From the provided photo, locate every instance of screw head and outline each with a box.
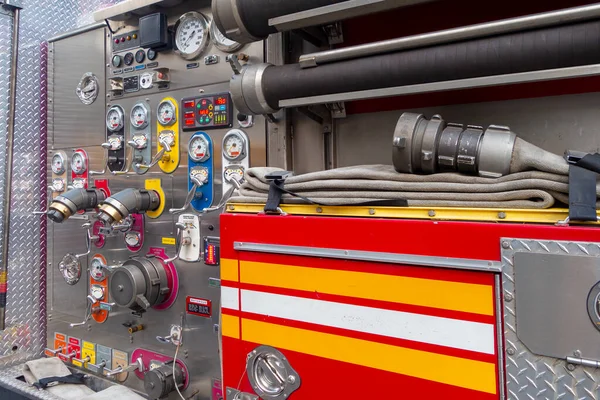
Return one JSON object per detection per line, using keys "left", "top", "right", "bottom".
{"left": 502, "top": 241, "right": 510, "bottom": 249}
{"left": 507, "top": 348, "right": 515, "bottom": 356}
{"left": 368, "top": 209, "right": 375, "bottom": 215}
{"left": 428, "top": 210, "right": 436, "bottom": 217}
{"left": 574, "top": 350, "right": 582, "bottom": 357}
{"left": 498, "top": 212, "right": 506, "bottom": 219}
{"left": 316, "top": 207, "right": 323, "bottom": 213}
{"left": 287, "top": 375, "right": 296, "bottom": 384}
{"left": 567, "top": 363, "right": 576, "bottom": 371}
{"left": 504, "top": 293, "right": 513, "bottom": 302}
{"left": 393, "top": 137, "right": 406, "bottom": 148}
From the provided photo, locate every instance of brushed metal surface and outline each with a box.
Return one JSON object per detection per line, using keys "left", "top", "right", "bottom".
{"left": 503, "top": 239, "right": 600, "bottom": 400}
{"left": 514, "top": 252, "right": 600, "bottom": 360}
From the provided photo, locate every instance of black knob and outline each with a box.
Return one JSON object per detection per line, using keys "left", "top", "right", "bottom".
{"left": 237, "top": 112, "right": 247, "bottom": 122}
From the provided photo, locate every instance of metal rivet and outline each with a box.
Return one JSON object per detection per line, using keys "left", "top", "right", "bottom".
{"left": 287, "top": 375, "right": 296, "bottom": 384}
{"left": 428, "top": 210, "right": 436, "bottom": 217}
{"left": 498, "top": 212, "right": 506, "bottom": 219}
{"left": 228, "top": 205, "right": 235, "bottom": 210}
{"left": 393, "top": 137, "right": 406, "bottom": 148}
{"left": 368, "top": 209, "right": 375, "bottom": 215}
{"left": 504, "top": 293, "right": 513, "bottom": 302}
{"left": 502, "top": 241, "right": 510, "bottom": 249}
{"left": 316, "top": 207, "right": 322, "bottom": 213}
{"left": 507, "top": 348, "right": 515, "bottom": 356}
{"left": 567, "top": 363, "right": 576, "bottom": 371}
{"left": 574, "top": 350, "right": 582, "bottom": 357}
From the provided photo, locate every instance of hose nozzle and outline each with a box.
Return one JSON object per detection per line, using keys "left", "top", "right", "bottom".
{"left": 96, "top": 188, "right": 160, "bottom": 225}
{"left": 47, "top": 188, "right": 107, "bottom": 223}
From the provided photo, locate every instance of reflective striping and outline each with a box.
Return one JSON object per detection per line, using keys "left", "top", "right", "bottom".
{"left": 241, "top": 319, "right": 497, "bottom": 394}
{"left": 239, "top": 261, "right": 494, "bottom": 316}
{"left": 221, "top": 286, "right": 240, "bottom": 311}
{"left": 221, "top": 258, "right": 239, "bottom": 281}
{"left": 240, "top": 290, "right": 495, "bottom": 354}
{"left": 221, "top": 314, "right": 240, "bottom": 339}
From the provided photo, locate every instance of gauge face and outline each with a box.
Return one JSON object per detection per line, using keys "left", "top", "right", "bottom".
{"left": 190, "top": 166, "right": 209, "bottom": 184}
{"left": 157, "top": 100, "right": 176, "bottom": 125}
{"left": 130, "top": 104, "right": 148, "bottom": 128}
{"left": 140, "top": 72, "right": 153, "bottom": 89}
{"left": 210, "top": 21, "right": 243, "bottom": 53}
{"left": 71, "top": 152, "right": 86, "bottom": 175}
{"left": 223, "top": 130, "right": 246, "bottom": 161}
{"left": 90, "top": 258, "right": 106, "bottom": 281}
{"left": 124, "top": 52, "right": 134, "bottom": 66}
{"left": 90, "top": 285, "right": 105, "bottom": 301}
{"left": 131, "top": 134, "right": 148, "bottom": 149}
{"left": 52, "top": 178, "right": 65, "bottom": 192}
{"left": 111, "top": 55, "right": 122, "bottom": 68}
{"left": 175, "top": 12, "right": 209, "bottom": 60}
{"left": 147, "top": 49, "right": 157, "bottom": 61}
{"left": 106, "top": 106, "right": 124, "bottom": 131}
{"left": 125, "top": 231, "right": 141, "bottom": 247}
{"left": 189, "top": 135, "right": 209, "bottom": 162}
{"left": 224, "top": 165, "right": 244, "bottom": 183}
{"left": 51, "top": 153, "right": 65, "bottom": 175}
{"left": 135, "top": 49, "right": 145, "bottom": 64}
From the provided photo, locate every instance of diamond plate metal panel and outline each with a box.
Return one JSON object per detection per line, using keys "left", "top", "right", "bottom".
{"left": 502, "top": 239, "right": 600, "bottom": 400}
{"left": 0, "top": 0, "right": 123, "bottom": 372}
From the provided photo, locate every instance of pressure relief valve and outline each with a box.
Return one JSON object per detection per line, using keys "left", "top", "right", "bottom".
{"left": 96, "top": 188, "right": 161, "bottom": 225}
{"left": 47, "top": 188, "right": 107, "bottom": 223}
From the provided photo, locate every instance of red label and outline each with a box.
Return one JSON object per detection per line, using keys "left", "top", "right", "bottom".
{"left": 186, "top": 296, "right": 212, "bottom": 318}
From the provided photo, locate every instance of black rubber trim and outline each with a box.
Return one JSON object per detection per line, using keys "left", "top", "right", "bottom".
{"left": 568, "top": 165, "right": 598, "bottom": 222}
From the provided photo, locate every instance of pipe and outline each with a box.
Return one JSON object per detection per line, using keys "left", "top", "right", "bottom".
{"left": 231, "top": 19, "right": 600, "bottom": 115}
{"left": 391, "top": 113, "right": 569, "bottom": 177}
{"left": 47, "top": 188, "right": 107, "bottom": 223}
{"left": 96, "top": 188, "right": 160, "bottom": 225}
{"left": 0, "top": 5, "right": 20, "bottom": 331}
{"left": 211, "top": 0, "right": 349, "bottom": 44}
{"left": 299, "top": 3, "right": 600, "bottom": 68}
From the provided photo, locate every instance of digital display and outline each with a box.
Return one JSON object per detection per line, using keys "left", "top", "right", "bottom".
{"left": 181, "top": 93, "right": 233, "bottom": 131}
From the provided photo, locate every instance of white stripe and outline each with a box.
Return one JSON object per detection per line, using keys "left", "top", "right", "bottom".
{"left": 240, "top": 290, "right": 495, "bottom": 355}
{"left": 221, "top": 286, "right": 239, "bottom": 310}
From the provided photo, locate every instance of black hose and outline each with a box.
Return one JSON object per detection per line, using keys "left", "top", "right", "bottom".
{"left": 259, "top": 19, "right": 600, "bottom": 109}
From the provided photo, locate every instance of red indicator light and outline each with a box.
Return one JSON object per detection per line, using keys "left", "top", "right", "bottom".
{"left": 184, "top": 112, "right": 194, "bottom": 118}
{"left": 114, "top": 39, "right": 119, "bottom": 44}
{"left": 216, "top": 97, "right": 227, "bottom": 105}
{"left": 184, "top": 101, "right": 195, "bottom": 108}
{"left": 185, "top": 119, "right": 195, "bottom": 126}
{"left": 120, "top": 37, "right": 125, "bottom": 43}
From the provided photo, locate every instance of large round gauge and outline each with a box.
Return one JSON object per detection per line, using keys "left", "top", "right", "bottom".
{"left": 71, "top": 152, "right": 87, "bottom": 175}
{"left": 210, "top": 21, "right": 243, "bottom": 53}
{"left": 51, "top": 153, "right": 66, "bottom": 175}
{"left": 124, "top": 52, "right": 134, "bottom": 66}
{"left": 223, "top": 129, "right": 247, "bottom": 161}
{"left": 189, "top": 135, "right": 210, "bottom": 162}
{"left": 157, "top": 100, "right": 176, "bottom": 125}
{"left": 106, "top": 106, "right": 124, "bottom": 131}
{"left": 130, "top": 103, "right": 149, "bottom": 129}
{"left": 175, "top": 12, "right": 210, "bottom": 60}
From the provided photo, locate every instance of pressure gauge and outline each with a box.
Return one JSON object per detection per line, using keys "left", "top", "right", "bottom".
{"left": 71, "top": 152, "right": 87, "bottom": 175}
{"left": 175, "top": 12, "right": 210, "bottom": 60}
{"left": 157, "top": 100, "right": 176, "bottom": 125}
{"left": 90, "top": 257, "right": 107, "bottom": 281}
{"left": 90, "top": 284, "right": 105, "bottom": 301}
{"left": 191, "top": 166, "right": 209, "bottom": 184}
{"left": 52, "top": 178, "right": 65, "bottom": 192}
{"left": 131, "top": 134, "right": 148, "bottom": 149}
{"left": 189, "top": 135, "right": 210, "bottom": 162}
{"left": 125, "top": 231, "right": 141, "bottom": 248}
{"left": 111, "top": 55, "right": 122, "bottom": 68}
{"left": 210, "top": 21, "right": 243, "bottom": 53}
{"left": 124, "top": 52, "right": 134, "bottom": 66}
{"left": 51, "top": 153, "right": 66, "bottom": 175}
{"left": 223, "top": 129, "right": 247, "bottom": 161}
{"left": 106, "top": 106, "right": 124, "bottom": 131}
{"left": 59, "top": 253, "right": 81, "bottom": 285}
{"left": 147, "top": 49, "right": 157, "bottom": 61}
{"left": 135, "top": 49, "right": 145, "bottom": 64}
{"left": 130, "top": 103, "right": 149, "bottom": 129}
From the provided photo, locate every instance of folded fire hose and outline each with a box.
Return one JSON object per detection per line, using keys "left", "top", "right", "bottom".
{"left": 229, "top": 113, "right": 600, "bottom": 212}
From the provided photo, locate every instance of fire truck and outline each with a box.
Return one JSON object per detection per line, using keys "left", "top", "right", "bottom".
{"left": 0, "top": 0, "right": 598, "bottom": 399}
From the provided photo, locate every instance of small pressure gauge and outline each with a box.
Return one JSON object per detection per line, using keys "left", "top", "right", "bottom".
{"left": 157, "top": 100, "right": 176, "bottom": 125}
{"left": 223, "top": 129, "right": 247, "bottom": 161}
{"left": 135, "top": 49, "right": 145, "bottom": 64}
{"left": 125, "top": 231, "right": 141, "bottom": 248}
{"left": 124, "top": 52, "right": 134, "bottom": 66}
{"left": 106, "top": 106, "right": 124, "bottom": 131}
{"left": 71, "top": 152, "right": 87, "bottom": 175}
{"left": 90, "top": 257, "right": 107, "bottom": 281}
{"left": 90, "top": 284, "right": 105, "bottom": 301}
{"left": 175, "top": 12, "right": 210, "bottom": 60}
{"left": 147, "top": 49, "right": 157, "bottom": 61}
{"left": 131, "top": 134, "right": 148, "bottom": 149}
{"left": 111, "top": 55, "right": 122, "bottom": 68}
{"left": 130, "top": 103, "right": 149, "bottom": 129}
{"left": 189, "top": 135, "right": 210, "bottom": 162}
{"left": 190, "top": 166, "right": 209, "bottom": 184}
{"left": 52, "top": 178, "right": 65, "bottom": 192}
{"left": 210, "top": 20, "right": 243, "bottom": 53}
{"left": 51, "top": 153, "right": 66, "bottom": 175}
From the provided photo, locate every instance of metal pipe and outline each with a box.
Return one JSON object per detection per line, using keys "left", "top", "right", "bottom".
{"left": 0, "top": 5, "right": 20, "bottom": 330}
{"left": 299, "top": 3, "right": 600, "bottom": 68}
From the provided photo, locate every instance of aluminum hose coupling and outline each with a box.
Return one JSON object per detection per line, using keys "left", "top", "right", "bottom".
{"left": 96, "top": 188, "right": 160, "bottom": 225}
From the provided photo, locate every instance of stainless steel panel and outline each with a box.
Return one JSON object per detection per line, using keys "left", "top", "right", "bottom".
{"left": 514, "top": 252, "right": 600, "bottom": 360}
{"left": 502, "top": 239, "right": 600, "bottom": 400}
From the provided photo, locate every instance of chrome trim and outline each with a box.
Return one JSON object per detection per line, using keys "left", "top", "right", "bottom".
{"left": 233, "top": 242, "right": 502, "bottom": 272}
{"left": 48, "top": 22, "right": 105, "bottom": 43}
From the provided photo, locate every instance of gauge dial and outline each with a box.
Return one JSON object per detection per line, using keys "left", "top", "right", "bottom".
{"left": 190, "top": 166, "right": 209, "bottom": 184}
{"left": 130, "top": 103, "right": 149, "bottom": 129}
{"left": 124, "top": 52, "right": 134, "bottom": 66}
{"left": 52, "top": 178, "right": 65, "bottom": 192}
{"left": 131, "top": 134, "right": 148, "bottom": 149}
{"left": 90, "top": 285, "right": 105, "bottom": 301}
{"left": 90, "top": 258, "right": 107, "bottom": 281}
{"left": 147, "top": 49, "right": 157, "bottom": 61}
{"left": 111, "top": 55, "right": 122, "bottom": 68}
{"left": 106, "top": 106, "right": 124, "bottom": 131}
{"left": 71, "top": 152, "right": 87, "bottom": 175}
{"left": 51, "top": 153, "right": 66, "bottom": 175}
{"left": 175, "top": 12, "right": 209, "bottom": 60}
{"left": 157, "top": 100, "right": 176, "bottom": 125}
{"left": 125, "top": 231, "right": 141, "bottom": 247}
{"left": 210, "top": 21, "right": 243, "bottom": 53}
{"left": 135, "top": 49, "right": 145, "bottom": 64}
{"left": 189, "top": 135, "right": 210, "bottom": 162}
{"left": 223, "top": 129, "right": 246, "bottom": 161}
